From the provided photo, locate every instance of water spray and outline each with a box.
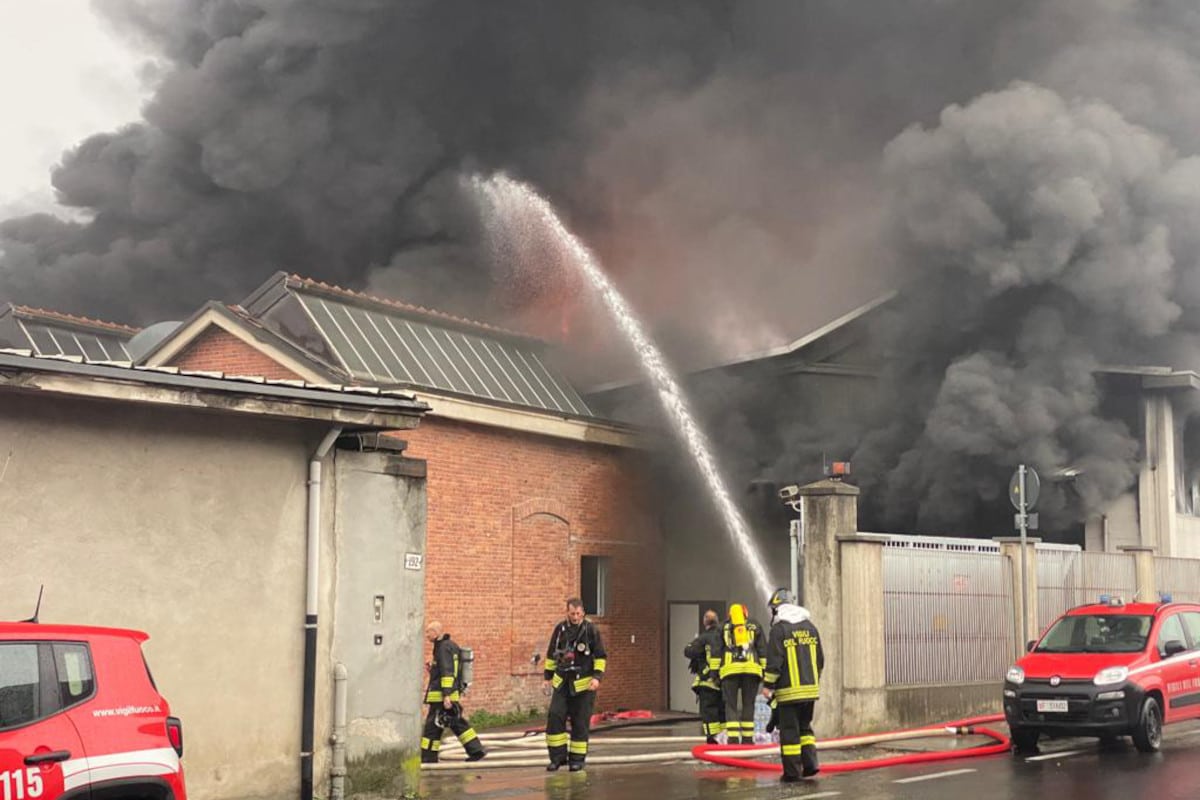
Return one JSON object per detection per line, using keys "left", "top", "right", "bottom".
{"left": 473, "top": 173, "right": 774, "bottom": 601}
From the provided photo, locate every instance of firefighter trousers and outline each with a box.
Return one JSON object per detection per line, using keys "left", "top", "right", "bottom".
{"left": 777, "top": 701, "right": 818, "bottom": 780}
{"left": 721, "top": 674, "right": 760, "bottom": 744}
{"left": 420, "top": 704, "right": 484, "bottom": 763}
{"left": 694, "top": 687, "right": 725, "bottom": 742}
{"left": 546, "top": 686, "right": 595, "bottom": 765}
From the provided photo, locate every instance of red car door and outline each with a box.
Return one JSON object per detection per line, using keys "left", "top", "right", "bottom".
{"left": 1174, "top": 610, "right": 1200, "bottom": 720}
{"left": 1154, "top": 613, "right": 1196, "bottom": 723}
{"left": 0, "top": 642, "right": 86, "bottom": 800}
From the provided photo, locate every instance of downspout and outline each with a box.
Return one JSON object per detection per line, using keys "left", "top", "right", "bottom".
{"left": 330, "top": 663, "right": 348, "bottom": 800}
{"left": 302, "top": 426, "right": 343, "bottom": 800}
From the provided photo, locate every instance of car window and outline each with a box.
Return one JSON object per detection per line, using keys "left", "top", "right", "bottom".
{"left": 1157, "top": 614, "right": 1187, "bottom": 655}
{"left": 0, "top": 643, "right": 40, "bottom": 729}
{"left": 1181, "top": 612, "right": 1200, "bottom": 650}
{"left": 1035, "top": 614, "right": 1152, "bottom": 653}
{"left": 52, "top": 643, "right": 95, "bottom": 707}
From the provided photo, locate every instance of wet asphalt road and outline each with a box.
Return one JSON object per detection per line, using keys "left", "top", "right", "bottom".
{"left": 418, "top": 722, "right": 1200, "bottom": 800}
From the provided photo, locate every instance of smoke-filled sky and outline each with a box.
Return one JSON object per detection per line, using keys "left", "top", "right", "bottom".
{"left": 5, "top": 0, "right": 1200, "bottom": 533}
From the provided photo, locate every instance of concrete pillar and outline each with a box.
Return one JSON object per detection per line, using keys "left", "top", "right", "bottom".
{"left": 1120, "top": 546, "right": 1157, "bottom": 602}
{"left": 799, "top": 479, "right": 860, "bottom": 737}
{"left": 1139, "top": 394, "right": 1178, "bottom": 556}
{"left": 839, "top": 534, "right": 887, "bottom": 733}
{"left": 994, "top": 537, "right": 1040, "bottom": 658}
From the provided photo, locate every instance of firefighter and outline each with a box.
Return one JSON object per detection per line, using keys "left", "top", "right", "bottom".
{"left": 683, "top": 609, "right": 726, "bottom": 743}
{"left": 719, "top": 602, "right": 766, "bottom": 744}
{"left": 543, "top": 597, "right": 607, "bottom": 771}
{"left": 762, "top": 588, "right": 824, "bottom": 782}
{"left": 420, "top": 621, "right": 486, "bottom": 763}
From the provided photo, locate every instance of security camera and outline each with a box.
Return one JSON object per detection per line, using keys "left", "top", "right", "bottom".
{"left": 778, "top": 485, "right": 800, "bottom": 501}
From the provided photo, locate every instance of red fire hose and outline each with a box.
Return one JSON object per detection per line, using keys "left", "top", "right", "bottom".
{"left": 691, "top": 714, "right": 1010, "bottom": 774}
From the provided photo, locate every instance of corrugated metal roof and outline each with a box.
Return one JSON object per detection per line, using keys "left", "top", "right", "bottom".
{"left": 0, "top": 304, "right": 137, "bottom": 363}
{"left": 294, "top": 293, "right": 593, "bottom": 416}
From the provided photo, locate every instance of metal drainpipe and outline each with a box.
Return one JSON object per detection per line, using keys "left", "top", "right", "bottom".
{"left": 302, "top": 426, "right": 343, "bottom": 800}
{"left": 330, "top": 663, "right": 348, "bottom": 800}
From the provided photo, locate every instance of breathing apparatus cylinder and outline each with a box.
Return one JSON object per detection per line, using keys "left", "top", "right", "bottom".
{"left": 460, "top": 646, "right": 474, "bottom": 689}
{"left": 730, "top": 604, "right": 750, "bottom": 658}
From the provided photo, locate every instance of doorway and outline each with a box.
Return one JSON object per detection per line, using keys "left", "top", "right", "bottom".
{"left": 667, "top": 600, "right": 727, "bottom": 712}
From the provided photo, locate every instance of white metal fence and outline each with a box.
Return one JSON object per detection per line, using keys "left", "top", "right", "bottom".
{"left": 1036, "top": 550, "right": 1137, "bottom": 634}
{"left": 882, "top": 548, "right": 1015, "bottom": 685}
{"left": 1155, "top": 557, "right": 1200, "bottom": 603}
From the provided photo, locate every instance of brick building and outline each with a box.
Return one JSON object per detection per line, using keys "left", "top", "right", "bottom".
{"left": 133, "top": 273, "right": 666, "bottom": 713}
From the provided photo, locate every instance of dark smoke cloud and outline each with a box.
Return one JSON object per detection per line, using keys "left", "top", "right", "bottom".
{"left": 6, "top": 1, "right": 1200, "bottom": 533}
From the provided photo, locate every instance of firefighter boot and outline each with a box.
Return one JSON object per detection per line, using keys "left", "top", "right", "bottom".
{"left": 801, "top": 740, "right": 820, "bottom": 777}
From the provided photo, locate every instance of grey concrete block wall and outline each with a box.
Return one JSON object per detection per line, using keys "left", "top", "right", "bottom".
{"left": 331, "top": 450, "right": 427, "bottom": 760}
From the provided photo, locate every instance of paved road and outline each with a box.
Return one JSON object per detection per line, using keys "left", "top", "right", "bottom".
{"left": 418, "top": 722, "right": 1200, "bottom": 799}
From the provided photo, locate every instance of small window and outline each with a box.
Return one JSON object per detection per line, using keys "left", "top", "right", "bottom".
{"left": 53, "top": 643, "right": 95, "bottom": 707}
{"left": 1181, "top": 613, "right": 1200, "bottom": 650}
{"left": 0, "top": 644, "right": 40, "bottom": 729}
{"left": 581, "top": 556, "right": 610, "bottom": 617}
{"left": 1158, "top": 614, "right": 1187, "bottom": 655}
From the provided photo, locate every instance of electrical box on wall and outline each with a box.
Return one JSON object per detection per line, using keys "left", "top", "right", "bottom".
{"left": 373, "top": 595, "right": 384, "bottom": 623}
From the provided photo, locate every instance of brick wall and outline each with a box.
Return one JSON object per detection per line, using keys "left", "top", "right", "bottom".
{"left": 169, "top": 326, "right": 302, "bottom": 380}
{"left": 400, "top": 417, "right": 665, "bottom": 716}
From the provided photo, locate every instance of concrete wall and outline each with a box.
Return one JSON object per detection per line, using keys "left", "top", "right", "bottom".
{"left": 1174, "top": 514, "right": 1200, "bottom": 558}
{"left": 0, "top": 390, "right": 417, "bottom": 800}
{"left": 1086, "top": 492, "right": 1140, "bottom": 551}
{"left": 331, "top": 451, "right": 427, "bottom": 760}
{"left": 885, "top": 684, "right": 1000, "bottom": 728}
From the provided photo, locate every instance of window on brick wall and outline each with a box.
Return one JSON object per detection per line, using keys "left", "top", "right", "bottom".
{"left": 581, "top": 556, "right": 610, "bottom": 617}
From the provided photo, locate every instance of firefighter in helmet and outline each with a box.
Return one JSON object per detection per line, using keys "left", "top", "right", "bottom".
{"left": 762, "top": 588, "right": 824, "bottom": 782}
{"left": 543, "top": 597, "right": 607, "bottom": 771}
{"left": 683, "top": 609, "right": 726, "bottom": 743}
{"left": 719, "top": 602, "right": 766, "bottom": 744}
{"left": 420, "top": 622, "right": 486, "bottom": 763}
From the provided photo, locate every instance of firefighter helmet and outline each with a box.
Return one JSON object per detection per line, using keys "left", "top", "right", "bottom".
{"left": 768, "top": 587, "right": 794, "bottom": 611}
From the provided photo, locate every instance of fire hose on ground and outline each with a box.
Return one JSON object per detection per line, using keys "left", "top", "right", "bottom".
{"left": 423, "top": 714, "right": 1009, "bottom": 771}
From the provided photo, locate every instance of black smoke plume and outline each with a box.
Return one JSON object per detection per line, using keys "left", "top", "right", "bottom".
{"left": 6, "top": 1, "right": 1200, "bottom": 533}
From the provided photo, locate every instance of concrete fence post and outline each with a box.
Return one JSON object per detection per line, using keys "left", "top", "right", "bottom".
{"left": 798, "top": 479, "right": 861, "bottom": 737}
{"left": 1120, "top": 546, "right": 1157, "bottom": 602}
{"left": 994, "top": 537, "right": 1040, "bottom": 658}
{"left": 839, "top": 534, "right": 887, "bottom": 733}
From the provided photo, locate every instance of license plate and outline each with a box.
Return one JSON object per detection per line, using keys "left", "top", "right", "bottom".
{"left": 1037, "top": 699, "right": 1069, "bottom": 713}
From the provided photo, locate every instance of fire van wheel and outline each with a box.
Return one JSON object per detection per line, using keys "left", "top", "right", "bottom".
{"left": 1010, "top": 727, "right": 1040, "bottom": 754}
{"left": 1131, "top": 696, "right": 1163, "bottom": 753}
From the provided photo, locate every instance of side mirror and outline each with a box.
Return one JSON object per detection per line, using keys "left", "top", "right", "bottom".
{"left": 1163, "top": 639, "right": 1187, "bottom": 657}
{"left": 1026, "top": 640, "right": 1037, "bottom": 652}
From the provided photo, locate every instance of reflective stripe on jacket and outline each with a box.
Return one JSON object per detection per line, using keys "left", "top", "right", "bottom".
{"left": 542, "top": 618, "right": 607, "bottom": 695}
{"left": 684, "top": 626, "right": 723, "bottom": 691}
{"left": 425, "top": 635, "right": 463, "bottom": 703}
{"left": 763, "top": 617, "right": 823, "bottom": 703}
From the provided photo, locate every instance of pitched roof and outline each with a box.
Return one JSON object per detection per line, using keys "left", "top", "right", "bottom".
{"left": 7, "top": 305, "right": 139, "bottom": 335}
{"left": 0, "top": 303, "right": 139, "bottom": 362}
{"left": 245, "top": 272, "right": 540, "bottom": 344}
{"left": 240, "top": 272, "right": 594, "bottom": 417}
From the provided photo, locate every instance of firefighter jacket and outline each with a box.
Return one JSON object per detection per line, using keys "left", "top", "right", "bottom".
{"left": 719, "top": 617, "right": 767, "bottom": 679}
{"left": 543, "top": 618, "right": 607, "bottom": 695}
{"left": 424, "top": 634, "right": 465, "bottom": 704}
{"left": 763, "top": 604, "right": 824, "bottom": 704}
{"left": 684, "top": 625, "right": 723, "bottom": 691}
